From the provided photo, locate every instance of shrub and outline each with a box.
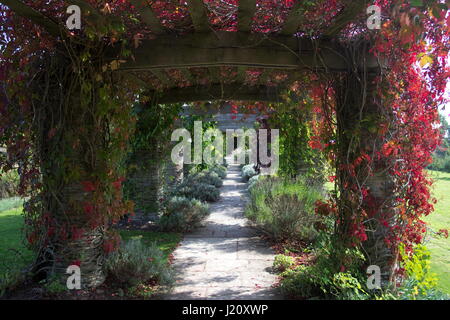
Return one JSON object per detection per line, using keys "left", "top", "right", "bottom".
{"left": 245, "top": 177, "right": 322, "bottom": 241}
{"left": 241, "top": 164, "right": 257, "bottom": 181}
{"left": 279, "top": 253, "right": 369, "bottom": 300}
{"left": 273, "top": 254, "right": 295, "bottom": 272}
{"left": 210, "top": 165, "right": 227, "bottom": 179}
{"left": 395, "top": 244, "right": 445, "bottom": 299}
{"left": 158, "top": 196, "right": 209, "bottom": 232}
{"left": 187, "top": 171, "right": 223, "bottom": 188}
{"left": 247, "top": 174, "right": 260, "bottom": 189}
{"left": 0, "top": 270, "right": 26, "bottom": 297}
{"left": 279, "top": 266, "right": 322, "bottom": 298}
{"left": 105, "top": 239, "right": 174, "bottom": 288}
{"left": 173, "top": 182, "right": 220, "bottom": 202}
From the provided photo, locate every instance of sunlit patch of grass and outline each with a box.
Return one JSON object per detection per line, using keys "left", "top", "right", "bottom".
{"left": 0, "top": 206, "right": 34, "bottom": 275}
{"left": 426, "top": 170, "right": 450, "bottom": 294}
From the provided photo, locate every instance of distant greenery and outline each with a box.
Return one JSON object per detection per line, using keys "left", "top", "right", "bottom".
{"left": 0, "top": 170, "right": 19, "bottom": 199}
{"left": 0, "top": 197, "right": 23, "bottom": 213}
{"left": 428, "top": 115, "right": 450, "bottom": 172}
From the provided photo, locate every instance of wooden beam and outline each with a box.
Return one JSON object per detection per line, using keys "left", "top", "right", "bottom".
{"left": 0, "top": 0, "right": 61, "bottom": 36}
{"left": 280, "top": 1, "right": 306, "bottom": 35}
{"left": 236, "top": 67, "right": 247, "bottom": 83}
{"left": 151, "top": 83, "right": 286, "bottom": 104}
{"left": 238, "top": 0, "right": 257, "bottom": 32}
{"left": 150, "top": 70, "right": 171, "bottom": 87}
{"left": 208, "top": 67, "right": 221, "bottom": 83}
{"left": 258, "top": 69, "right": 272, "bottom": 85}
{"left": 108, "top": 31, "right": 373, "bottom": 72}
{"left": 129, "top": 0, "right": 164, "bottom": 34}
{"left": 180, "top": 68, "right": 194, "bottom": 84}
{"left": 324, "top": 0, "right": 369, "bottom": 37}
{"left": 187, "top": 0, "right": 210, "bottom": 32}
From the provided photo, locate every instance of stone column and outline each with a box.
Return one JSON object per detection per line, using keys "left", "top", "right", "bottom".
{"left": 335, "top": 69, "right": 396, "bottom": 286}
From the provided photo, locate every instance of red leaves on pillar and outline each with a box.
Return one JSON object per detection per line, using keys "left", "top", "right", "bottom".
{"left": 81, "top": 181, "right": 96, "bottom": 192}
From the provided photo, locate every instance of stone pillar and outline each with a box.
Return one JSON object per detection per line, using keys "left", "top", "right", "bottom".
{"left": 162, "top": 148, "right": 183, "bottom": 190}
{"left": 335, "top": 69, "right": 396, "bottom": 286}
{"left": 33, "top": 58, "right": 124, "bottom": 288}
{"left": 128, "top": 148, "right": 163, "bottom": 215}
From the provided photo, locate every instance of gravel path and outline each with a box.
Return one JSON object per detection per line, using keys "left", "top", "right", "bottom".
{"left": 165, "top": 163, "right": 282, "bottom": 300}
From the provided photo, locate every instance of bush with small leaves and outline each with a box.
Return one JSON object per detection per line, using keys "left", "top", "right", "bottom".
{"left": 105, "top": 239, "right": 174, "bottom": 289}
{"left": 273, "top": 254, "right": 295, "bottom": 272}
{"left": 187, "top": 171, "right": 223, "bottom": 188}
{"left": 245, "top": 177, "right": 322, "bottom": 241}
{"left": 209, "top": 165, "right": 227, "bottom": 179}
{"left": 158, "top": 196, "right": 209, "bottom": 232}
{"left": 173, "top": 182, "right": 220, "bottom": 202}
{"left": 241, "top": 164, "right": 257, "bottom": 181}
{"left": 247, "top": 174, "right": 260, "bottom": 189}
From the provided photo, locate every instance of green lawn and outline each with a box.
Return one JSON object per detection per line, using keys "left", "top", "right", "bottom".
{"left": 426, "top": 170, "right": 450, "bottom": 294}
{"left": 0, "top": 206, "right": 34, "bottom": 276}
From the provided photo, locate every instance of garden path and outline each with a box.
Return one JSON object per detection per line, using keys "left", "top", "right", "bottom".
{"left": 164, "top": 162, "right": 282, "bottom": 299}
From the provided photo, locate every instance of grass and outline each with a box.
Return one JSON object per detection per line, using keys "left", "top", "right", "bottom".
{"left": 425, "top": 170, "right": 450, "bottom": 294}
{"left": 0, "top": 206, "right": 34, "bottom": 276}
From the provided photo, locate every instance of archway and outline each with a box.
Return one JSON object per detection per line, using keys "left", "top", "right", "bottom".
{"left": 0, "top": 0, "right": 447, "bottom": 294}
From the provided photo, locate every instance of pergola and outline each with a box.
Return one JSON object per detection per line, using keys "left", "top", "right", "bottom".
{"left": 3, "top": 0, "right": 377, "bottom": 103}
{"left": 2, "top": 0, "right": 395, "bottom": 289}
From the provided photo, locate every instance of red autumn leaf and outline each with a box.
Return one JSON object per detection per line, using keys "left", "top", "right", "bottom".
{"left": 81, "top": 181, "right": 96, "bottom": 192}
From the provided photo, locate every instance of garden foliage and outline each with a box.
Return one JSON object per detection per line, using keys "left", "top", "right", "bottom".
{"left": 159, "top": 196, "right": 209, "bottom": 232}
{"left": 245, "top": 177, "right": 322, "bottom": 241}
{"left": 105, "top": 239, "right": 174, "bottom": 289}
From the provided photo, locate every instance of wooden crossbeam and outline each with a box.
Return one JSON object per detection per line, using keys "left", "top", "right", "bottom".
{"left": 236, "top": 67, "right": 247, "bottom": 83}
{"left": 237, "top": 0, "right": 257, "bottom": 32}
{"left": 129, "top": 0, "right": 164, "bottom": 34}
{"left": 258, "top": 69, "right": 273, "bottom": 85}
{"left": 150, "top": 83, "right": 286, "bottom": 104}
{"left": 150, "top": 70, "right": 171, "bottom": 87}
{"left": 0, "top": 0, "right": 61, "bottom": 36}
{"left": 108, "top": 31, "right": 377, "bottom": 72}
{"left": 324, "top": 0, "right": 369, "bottom": 37}
{"left": 187, "top": 0, "right": 210, "bottom": 32}
{"left": 208, "top": 67, "right": 221, "bottom": 83}
{"left": 180, "top": 68, "right": 194, "bottom": 84}
{"left": 280, "top": 1, "right": 307, "bottom": 35}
